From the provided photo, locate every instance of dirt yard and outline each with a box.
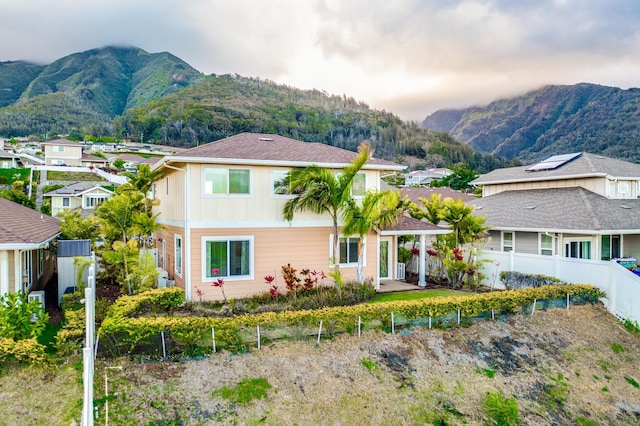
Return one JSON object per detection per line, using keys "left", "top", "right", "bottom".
{"left": 87, "top": 303, "right": 640, "bottom": 425}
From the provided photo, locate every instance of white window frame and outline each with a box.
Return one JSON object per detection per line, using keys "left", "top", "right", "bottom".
{"left": 62, "top": 197, "right": 70, "bottom": 207}
{"left": 203, "top": 167, "right": 252, "bottom": 197}
{"left": 22, "top": 251, "right": 33, "bottom": 291}
{"left": 84, "top": 195, "right": 108, "bottom": 208}
{"left": 202, "top": 236, "right": 254, "bottom": 281}
{"left": 501, "top": 231, "right": 514, "bottom": 252}
{"left": 330, "top": 235, "right": 365, "bottom": 268}
{"left": 53, "top": 145, "right": 65, "bottom": 152}
{"left": 37, "top": 248, "right": 44, "bottom": 278}
{"left": 539, "top": 233, "right": 554, "bottom": 256}
{"left": 564, "top": 238, "right": 592, "bottom": 260}
{"left": 271, "top": 169, "right": 294, "bottom": 198}
{"left": 174, "top": 234, "right": 183, "bottom": 277}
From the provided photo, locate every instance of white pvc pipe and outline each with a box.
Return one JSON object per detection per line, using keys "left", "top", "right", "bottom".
{"left": 212, "top": 328, "right": 216, "bottom": 353}
{"left": 531, "top": 298, "right": 537, "bottom": 316}
{"left": 161, "top": 331, "right": 166, "bottom": 358}
{"left": 317, "top": 320, "right": 323, "bottom": 344}
{"left": 257, "top": 325, "right": 261, "bottom": 350}
{"left": 391, "top": 312, "right": 395, "bottom": 334}
{"left": 358, "top": 316, "right": 361, "bottom": 338}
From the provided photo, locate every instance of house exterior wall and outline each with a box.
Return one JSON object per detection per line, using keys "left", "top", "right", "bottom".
{"left": 154, "top": 167, "right": 185, "bottom": 223}
{"left": 622, "top": 235, "right": 640, "bottom": 260}
{"left": 483, "top": 176, "right": 606, "bottom": 197}
{"left": 514, "top": 232, "right": 539, "bottom": 255}
{"left": 50, "top": 196, "right": 82, "bottom": 217}
{"left": 44, "top": 144, "right": 83, "bottom": 166}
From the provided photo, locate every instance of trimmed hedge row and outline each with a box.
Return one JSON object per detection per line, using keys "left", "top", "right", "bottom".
{"left": 98, "top": 284, "right": 605, "bottom": 353}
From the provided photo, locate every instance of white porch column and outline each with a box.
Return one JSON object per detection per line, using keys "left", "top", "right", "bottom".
{"left": 419, "top": 234, "right": 426, "bottom": 287}
{"left": 13, "top": 250, "right": 21, "bottom": 293}
{"left": 0, "top": 251, "right": 9, "bottom": 295}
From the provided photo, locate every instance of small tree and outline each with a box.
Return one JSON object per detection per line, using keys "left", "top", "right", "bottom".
{"left": 0, "top": 292, "right": 48, "bottom": 341}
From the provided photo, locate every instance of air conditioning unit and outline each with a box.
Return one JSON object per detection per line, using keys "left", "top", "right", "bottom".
{"left": 157, "top": 268, "right": 169, "bottom": 289}
{"left": 28, "top": 290, "right": 45, "bottom": 322}
{"left": 396, "top": 263, "right": 406, "bottom": 280}
{"left": 166, "top": 279, "right": 176, "bottom": 288}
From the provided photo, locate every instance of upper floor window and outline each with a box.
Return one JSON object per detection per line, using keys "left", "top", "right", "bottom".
{"left": 203, "top": 168, "right": 250, "bottom": 196}
{"left": 62, "top": 197, "right": 70, "bottom": 207}
{"left": 351, "top": 173, "right": 366, "bottom": 197}
{"left": 53, "top": 145, "right": 65, "bottom": 152}
{"left": 272, "top": 169, "right": 294, "bottom": 197}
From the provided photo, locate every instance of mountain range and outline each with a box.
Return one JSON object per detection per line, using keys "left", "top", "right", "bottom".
{"left": 0, "top": 46, "right": 507, "bottom": 172}
{"left": 422, "top": 83, "right": 640, "bottom": 163}
{"left": 3, "top": 46, "right": 639, "bottom": 167}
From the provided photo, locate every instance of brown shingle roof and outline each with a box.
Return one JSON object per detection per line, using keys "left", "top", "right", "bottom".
{"left": 0, "top": 198, "right": 60, "bottom": 246}
{"left": 380, "top": 215, "right": 449, "bottom": 235}
{"left": 166, "top": 133, "right": 403, "bottom": 170}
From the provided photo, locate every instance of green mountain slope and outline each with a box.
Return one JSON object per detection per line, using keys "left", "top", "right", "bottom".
{"left": 422, "top": 83, "right": 640, "bottom": 162}
{"left": 0, "top": 61, "right": 45, "bottom": 107}
{"left": 115, "top": 74, "right": 507, "bottom": 171}
{"left": 0, "top": 46, "right": 203, "bottom": 134}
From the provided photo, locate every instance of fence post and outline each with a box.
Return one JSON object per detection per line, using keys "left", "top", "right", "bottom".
{"left": 317, "top": 321, "right": 323, "bottom": 344}
{"left": 212, "top": 328, "right": 216, "bottom": 353}
{"left": 391, "top": 312, "right": 395, "bottom": 334}
{"left": 161, "top": 331, "right": 166, "bottom": 359}
{"left": 566, "top": 293, "right": 570, "bottom": 310}
{"left": 358, "top": 316, "right": 361, "bottom": 338}
{"left": 257, "top": 325, "right": 261, "bottom": 350}
{"left": 531, "top": 298, "right": 537, "bottom": 316}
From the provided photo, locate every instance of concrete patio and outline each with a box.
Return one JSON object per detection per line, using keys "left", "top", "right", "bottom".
{"left": 377, "top": 280, "right": 425, "bottom": 293}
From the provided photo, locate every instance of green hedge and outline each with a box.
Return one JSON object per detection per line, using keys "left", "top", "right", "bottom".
{"left": 98, "top": 284, "right": 605, "bottom": 355}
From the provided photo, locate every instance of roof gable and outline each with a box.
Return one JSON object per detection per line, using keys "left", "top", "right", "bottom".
{"left": 163, "top": 133, "right": 403, "bottom": 170}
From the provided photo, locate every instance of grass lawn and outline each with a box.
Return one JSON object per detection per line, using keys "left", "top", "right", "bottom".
{"left": 368, "top": 289, "right": 468, "bottom": 303}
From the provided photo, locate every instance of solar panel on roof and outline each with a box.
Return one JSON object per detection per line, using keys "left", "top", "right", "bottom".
{"left": 525, "top": 152, "right": 582, "bottom": 172}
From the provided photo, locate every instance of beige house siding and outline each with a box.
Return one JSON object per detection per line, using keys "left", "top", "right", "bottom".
{"left": 483, "top": 177, "right": 606, "bottom": 197}
{"left": 514, "top": 232, "right": 539, "bottom": 255}
{"left": 44, "top": 144, "right": 83, "bottom": 166}
{"left": 623, "top": 235, "right": 640, "bottom": 259}
{"left": 154, "top": 168, "right": 185, "bottom": 223}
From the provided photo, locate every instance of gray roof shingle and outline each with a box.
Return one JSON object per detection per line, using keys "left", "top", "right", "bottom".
{"left": 471, "top": 187, "right": 640, "bottom": 232}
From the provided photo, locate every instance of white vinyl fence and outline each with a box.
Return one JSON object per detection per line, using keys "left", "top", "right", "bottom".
{"left": 476, "top": 250, "right": 640, "bottom": 324}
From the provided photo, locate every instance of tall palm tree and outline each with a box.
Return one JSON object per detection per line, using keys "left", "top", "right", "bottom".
{"left": 282, "top": 143, "right": 372, "bottom": 272}
{"left": 119, "top": 163, "right": 164, "bottom": 212}
{"left": 342, "top": 190, "right": 403, "bottom": 283}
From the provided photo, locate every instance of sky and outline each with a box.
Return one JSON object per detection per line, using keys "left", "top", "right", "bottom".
{"left": 1, "top": 0, "right": 640, "bottom": 121}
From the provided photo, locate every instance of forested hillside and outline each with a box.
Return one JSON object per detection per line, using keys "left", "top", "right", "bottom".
{"left": 422, "top": 83, "right": 640, "bottom": 162}
{"left": 0, "top": 46, "right": 203, "bottom": 136}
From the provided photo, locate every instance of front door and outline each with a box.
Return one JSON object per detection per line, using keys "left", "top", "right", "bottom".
{"left": 379, "top": 238, "right": 391, "bottom": 279}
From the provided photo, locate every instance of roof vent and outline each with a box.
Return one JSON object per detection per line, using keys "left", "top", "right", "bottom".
{"left": 620, "top": 205, "right": 632, "bottom": 209}
{"left": 258, "top": 137, "right": 274, "bottom": 141}
{"left": 525, "top": 205, "right": 537, "bottom": 209}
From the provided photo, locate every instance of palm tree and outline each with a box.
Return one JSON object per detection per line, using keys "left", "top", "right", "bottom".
{"left": 342, "top": 190, "right": 404, "bottom": 283}
{"left": 282, "top": 143, "right": 371, "bottom": 274}
{"left": 119, "top": 163, "right": 164, "bottom": 212}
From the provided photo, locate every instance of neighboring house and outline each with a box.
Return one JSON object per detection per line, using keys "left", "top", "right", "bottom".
{"left": 0, "top": 151, "right": 20, "bottom": 168}
{"left": 107, "top": 153, "right": 146, "bottom": 170}
{"left": 404, "top": 168, "right": 451, "bottom": 186}
{"left": 81, "top": 152, "right": 108, "bottom": 168}
{"left": 0, "top": 197, "right": 60, "bottom": 295}
{"left": 41, "top": 139, "right": 84, "bottom": 166}
{"left": 151, "top": 133, "right": 447, "bottom": 301}
{"left": 471, "top": 152, "right": 640, "bottom": 262}
{"left": 43, "top": 182, "right": 114, "bottom": 217}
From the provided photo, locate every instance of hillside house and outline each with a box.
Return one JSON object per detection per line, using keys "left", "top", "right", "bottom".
{"left": 471, "top": 152, "right": 640, "bottom": 262}
{"left": 0, "top": 197, "right": 60, "bottom": 296}
{"left": 41, "top": 139, "right": 108, "bottom": 167}
{"left": 151, "top": 133, "right": 447, "bottom": 301}
{"left": 43, "top": 182, "right": 114, "bottom": 217}
{"left": 0, "top": 151, "right": 20, "bottom": 168}
{"left": 404, "top": 168, "right": 451, "bottom": 186}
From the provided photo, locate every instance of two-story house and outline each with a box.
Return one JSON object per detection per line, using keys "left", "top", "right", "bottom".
{"left": 471, "top": 152, "right": 640, "bottom": 262}
{"left": 42, "top": 139, "right": 108, "bottom": 167}
{"left": 151, "top": 133, "right": 446, "bottom": 301}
